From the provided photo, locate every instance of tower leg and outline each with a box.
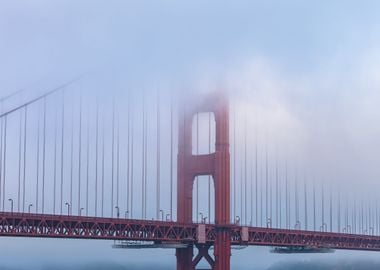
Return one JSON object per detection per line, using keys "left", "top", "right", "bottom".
{"left": 176, "top": 246, "right": 194, "bottom": 270}
{"left": 214, "top": 229, "right": 231, "bottom": 270}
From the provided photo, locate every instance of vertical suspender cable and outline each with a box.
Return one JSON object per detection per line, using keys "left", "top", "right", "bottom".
{"left": 111, "top": 101, "right": 115, "bottom": 217}
{"left": 330, "top": 189, "right": 333, "bottom": 232}
{"left": 94, "top": 100, "right": 99, "bottom": 217}
{"left": 0, "top": 116, "right": 3, "bottom": 210}
{"left": 60, "top": 91, "right": 65, "bottom": 215}
{"left": 2, "top": 116, "right": 7, "bottom": 211}
{"left": 313, "top": 181, "right": 316, "bottom": 231}
{"left": 145, "top": 102, "right": 148, "bottom": 219}
{"left": 85, "top": 109, "right": 90, "bottom": 216}
{"left": 70, "top": 106, "right": 74, "bottom": 211}
{"left": 377, "top": 202, "right": 379, "bottom": 235}
{"left": 376, "top": 202, "right": 379, "bottom": 235}
{"left": 353, "top": 199, "right": 356, "bottom": 234}
{"left": 269, "top": 168, "right": 272, "bottom": 227}
{"left": 244, "top": 116, "right": 247, "bottom": 225}
{"left": 366, "top": 201, "right": 368, "bottom": 233}
{"left": 249, "top": 127, "right": 253, "bottom": 226}
{"left": 141, "top": 96, "right": 145, "bottom": 219}
{"left": 260, "top": 161, "right": 263, "bottom": 227}
{"left": 126, "top": 95, "right": 130, "bottom": 217}
{"left": 288, "top": 166, "right": 291, "bottom": 229}
{"left": 116, "top": 110, "right": 120, "bottom": 213}
{"left": 285, "top": 164, "right": 288, "bottom": 229}
{"left": 295, "top": 174, "right": 298, "bottom": 227}
{"left": 208, "top": 112, "right": 211, "bottom": 223}
{"left": 22, "top": 107, "right": 28, "bottom": 212}
{"left": 255, "top": 136, "right": 258, "bottom": 227}
{"left": 17, "top": 110, "right": 23, "bottom": 211}
{"left": 265, "top": 148, "right": 268, "bottom": 223}
{"left": 36, "top": 109, "right": 40, "bottom": 213}
{"left": 101, "top": 114, "right": 105, "bottom": 217}
{"left": 338, "top": 191, "right": 341, "bottom": 233}
{"left": 279, "top": 168, "right": 282, "bottom": 228}
{"left": 240, "top": 153, "right": 243, "bottom": 222}
{"left": 77, "top": 94, "right": 82, "bottom": 215}
{"left": 304, "top": 178, "right": 308, "bottom": 230}
{"left": 144, "top": 100, "right": 148, "bottom": 219}
{"left": 170, "top": 99, "right": 173, "bottom": 220}
{"left": 361, "top": 200, "right": 365, "bottom": 234}
{"left": 366, "top": 200, "right": 372, "bottom": 234}
{"left": 196, "top": 113, "right": 199, "bottom": 222}
{"left": 1, "top": 116, "right": 7, "bottom": 211}
{"left": 41, "top": 98, "right": 47, "bottom": 214}
{"left": 233, "top": 108, "right": 236, "bottom": 222}
{"left": 275, "top": 158, "right": 279, "bottom": 228}
{"left": 53, "top": 102, "right": 58, "bottom": 214}
{"left": 130, "top": 108, "right": 134, "bottom": 219}
{"left": 156, "top": 93, "right": 160, "bottom": 220}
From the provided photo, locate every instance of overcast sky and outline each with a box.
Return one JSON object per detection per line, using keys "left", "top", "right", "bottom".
{"left": 2, "top": 0, "right": 380, "bottom": 269}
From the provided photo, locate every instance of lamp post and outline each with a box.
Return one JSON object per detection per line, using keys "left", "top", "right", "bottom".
{"left": 79, "top": 207, "right": 84, "bottom": 216}
{"left": 235, "top": 216, "right": 240, "bottom": 225}
{"left": 203, "top": 217, "right": 208, "bottom": 224}
{"left": 8, "top": 199, "right": 13, "bottom": 214}
{"left": 115, "top": 206, "right": 120, "bottom": 218}
{"left": 267, "top": 218, "right": 272, "bottom": 228}
{"left": 28, "top": 204, "right": 33, "bottom": 214}
{"left": 160, "top": 209, "right": 164, "bottom": 221}
{"left": 65, "top": 202, "right": 71, "bottom": 216}
{"left": 199, "top": 212, "right": 204, "bottom": 223}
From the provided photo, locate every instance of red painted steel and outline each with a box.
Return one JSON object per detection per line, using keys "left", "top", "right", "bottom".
{"left": 177, "top": 93, "right": 231, "bottom": 270}
{"left": 2, "top": 212, "right": 380, "bottom": 252}
{"left": 3, "top": 93, "right": 380, "bottom": 270}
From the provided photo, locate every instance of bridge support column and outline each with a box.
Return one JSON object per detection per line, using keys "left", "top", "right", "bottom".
{"left": 214, "top": 229, "right": 231, "bottom": 270}
{"left": 176, "top": 92, "right": 231, "bottom": 270}
{"left": 176, "top": 246, "right": 194, "bottom": 270}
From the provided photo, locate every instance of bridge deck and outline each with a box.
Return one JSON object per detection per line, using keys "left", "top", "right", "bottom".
{"left": 1, "top": 212, "right": 380, "bottom": 252}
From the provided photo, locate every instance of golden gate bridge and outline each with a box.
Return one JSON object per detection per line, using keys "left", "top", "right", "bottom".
{"left": 0, "top": 80, "right": 380, "bottom": 270}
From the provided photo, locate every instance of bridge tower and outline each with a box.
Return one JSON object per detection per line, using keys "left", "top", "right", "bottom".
{"left": 176, "top": 92, "right": 231, "bottom": 270}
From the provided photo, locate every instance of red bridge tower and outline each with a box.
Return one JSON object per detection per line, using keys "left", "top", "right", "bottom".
{"left": 176, "top": 93, "right": 231, "bottom": 270}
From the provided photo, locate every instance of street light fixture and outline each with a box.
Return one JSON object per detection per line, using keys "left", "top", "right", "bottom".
{"left": 8, "top": 199, "right": 13, "bottom": 214}
{"left": 79, "top": 207, "right": 84, "bottom": 216}
{"left": 199, "top": 212, "right": 204, "bottom": 223}
{"left": 267, "top": 218, "right": 272, "bottom": 228}
{"left": 115, "top": 206, "right": 120, "bottom": 218}
{"left": 65, "top": 202, "right": 71, "bottom": 216}
{"left": 28, "top": 204, "right": 33, "bottom": 214}
{"left": 235, "top": 216, "right": 240, "bottom": 225}
{"left": 160, "top": 209, "right": 164, "bottom": 221}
